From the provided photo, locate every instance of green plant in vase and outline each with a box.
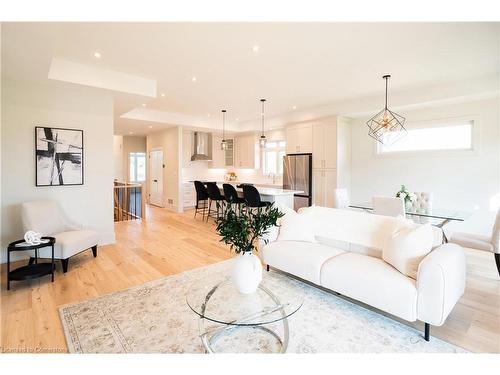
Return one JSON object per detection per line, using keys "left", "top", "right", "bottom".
{"left": 396, "top": 184, "right": 416, "bottom": 209}
{"left": 216, "top": 201, "right": 284, "bottom": 294}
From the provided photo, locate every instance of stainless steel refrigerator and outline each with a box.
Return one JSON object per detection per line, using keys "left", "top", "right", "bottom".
{"left": 283, "top": 153, "right": 312, "bottom": 210}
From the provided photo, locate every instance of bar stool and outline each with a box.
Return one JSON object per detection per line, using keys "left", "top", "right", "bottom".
{"left": 206, "top": 182, "right": 226, "bottom": 222}
{"left": 242, "top": 184, "right": 271, "bottom": 209}
{"left": 223, "top": 183, "right": 246, "bottom": 214}
{"left": 193, "top": 181, "right": 209, "bottom": 220}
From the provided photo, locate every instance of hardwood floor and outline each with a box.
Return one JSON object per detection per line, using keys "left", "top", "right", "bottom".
{"left": 1, "top": 205, "right": 499, "bottom": 353}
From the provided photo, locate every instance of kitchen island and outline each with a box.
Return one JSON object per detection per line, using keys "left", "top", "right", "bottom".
{"left": 186, "top": 181, "right": 302, "bottom": 209}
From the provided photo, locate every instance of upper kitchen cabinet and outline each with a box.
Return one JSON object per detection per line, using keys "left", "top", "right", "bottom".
{"left": 211, "top": 135, "right": 234, "bottom": 168}
{"left": 182, "top": 129, "right": 193, "bottom": 167}
{"left": 286, "top": 124, "right": 313, "bottom": 154}
{"left": 234, "top": 132, "right": 259, "bottom": 169}
{"left": 211, "top": 134, "right": 225, "bottom": 168}
{"left": 312, "top": 120, "right": 337, "bottom": 169}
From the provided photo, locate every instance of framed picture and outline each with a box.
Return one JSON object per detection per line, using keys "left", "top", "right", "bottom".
{"left": 35, "top": 126, "right": 84, "bottom": 186}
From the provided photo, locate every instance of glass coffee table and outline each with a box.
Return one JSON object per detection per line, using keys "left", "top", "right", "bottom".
{"left": 186, "top": 278, "right": 303, "bottom": 353}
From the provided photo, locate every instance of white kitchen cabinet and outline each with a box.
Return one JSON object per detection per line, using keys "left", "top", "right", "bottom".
{"left": 182, "top": 130, "right": 193, "bottom": 167}
{"left": 312, "top": 168, "right": 337, "bottom": 207}
{"left": 182, "top": 182, "right": 196, "bottom": 210}
{"left": 312, "top": 169, "right": 324, "bottom": 206}
{"left": 286, "top": 124, "right": 312, "bottom": 154}
{"left": 312, "top": 122, "right": 337, "bottom": 169}
{"left": 234, "top": 133, "right": 259, "bottom": 169}
{"left": 211, "top": 135, "right": 234, "bottom": 168}
{"left": 211, "top": 134, "right": 225, "bottom": 168}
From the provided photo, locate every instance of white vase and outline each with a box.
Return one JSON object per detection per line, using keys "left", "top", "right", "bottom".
{"left": 231, "top": 252, "right": 263, "bottom": 294}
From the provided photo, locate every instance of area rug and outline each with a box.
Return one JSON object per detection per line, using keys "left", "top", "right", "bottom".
{"left": 59, "top": 259, "right": 466, "bottom": 353}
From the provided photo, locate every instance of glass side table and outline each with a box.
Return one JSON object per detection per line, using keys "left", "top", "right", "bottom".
{"left": 186, "top": 278, "right": 303, "bottom": 353}
{"left": 6, "top": 237, "right": 56, "bottom": 290}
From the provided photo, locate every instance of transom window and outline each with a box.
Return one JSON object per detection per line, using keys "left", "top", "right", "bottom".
{"left": 263, "top": 141, "right": 286, "bottom": 175}
{"left": 377, "top": 120, "right": 473, "bottom": 154}
{"left": 129, "top": 152, "right": 146, "bottom": 182}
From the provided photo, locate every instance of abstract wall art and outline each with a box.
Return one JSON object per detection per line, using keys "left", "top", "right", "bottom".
{"left": 35, "top": 126, "right": 84, "bottom": 186}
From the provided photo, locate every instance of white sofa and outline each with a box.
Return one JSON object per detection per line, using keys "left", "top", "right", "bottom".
{"left": 261, "top": 206, "right": 466, "bottom": 341}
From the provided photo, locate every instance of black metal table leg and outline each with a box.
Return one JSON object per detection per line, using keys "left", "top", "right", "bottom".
{"left": 424, "top": 323, "right": 430, "bottom": 341}
{"left": 7, "top": 248, "right": 10, "bottom": 290}
{"left": 51, "top": 244, "right": 55, "bottom": 282}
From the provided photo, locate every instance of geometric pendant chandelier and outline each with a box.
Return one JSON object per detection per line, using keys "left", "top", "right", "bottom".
{"left": 366, "top": 75, "right": 407, "bottom": 145}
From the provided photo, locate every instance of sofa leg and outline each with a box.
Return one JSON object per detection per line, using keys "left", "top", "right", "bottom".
{"left": 61, "top": 259, "right": 69, "bottom": 273}
{"left": 424, "top": 323, "right": 430, "bottom": 341}
{"left": 92, "top": 245, "right": 98, "bottom": 258}
{"left": 266, "top": 265, "right": 270, "bottom": 272}
{"left": 494, "top": 253, "right": 500, "bottom": 277}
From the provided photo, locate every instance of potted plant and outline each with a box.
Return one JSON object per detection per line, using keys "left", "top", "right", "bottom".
{"left": 396, "top": 184, "right": 416, "bottom": 210}
{"left": 216, "top": 202, "right": 284, "bottom": 294}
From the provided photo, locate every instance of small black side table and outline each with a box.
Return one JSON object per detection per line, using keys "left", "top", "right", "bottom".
{"left": 7, "top": 236, "right": 56, "bottom": 290}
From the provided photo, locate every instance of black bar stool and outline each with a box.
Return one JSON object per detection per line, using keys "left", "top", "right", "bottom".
{"left": 206, "top": 182, "right": 226, "bottom": 221}
{"left": 223, "top": 183, "right": 246, "bottom": 214}
{"left": 193, "top": 181, "right": 209, "bottom": 220}
{"left": 242, "top": 184, "right": 272, "bottom": 209}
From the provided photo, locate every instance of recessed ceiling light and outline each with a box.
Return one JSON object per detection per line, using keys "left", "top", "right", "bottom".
{"left": 149, "top": 125, "right": 153, "bottom": 129}
{"left": 292, "top": 105, "right": 297, "bottom": 110}
{"left": 129, "top": 131, "right": 134, "bottom": 135}
{"left": 191, "top": 76, "right": 197, "bottom": 82}
{"left": 207, "top": 113, "right": 211, "bottom": 117}
{"left": 252, "top": 45, "right": 259, "bottom": 52}
{"left": 142, "top": 103, "right": 147, "bottom": 107}
{"left": 235, "top": 118, "right": 239, "bottom": 121}
{"left": 160, "top": 93, "right": 165, "bottom": 97}
{"left": 94, "top": 52, "right": 101, "bottom": 58}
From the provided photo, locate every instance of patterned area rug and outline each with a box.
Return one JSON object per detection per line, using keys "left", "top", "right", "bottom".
{"left": 59, "top": 260, "right": 466, "bottom": 353}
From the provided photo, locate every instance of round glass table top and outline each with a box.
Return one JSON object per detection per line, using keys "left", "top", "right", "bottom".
{"left": 186, "top": 278, "right": 303, "bottom": 326}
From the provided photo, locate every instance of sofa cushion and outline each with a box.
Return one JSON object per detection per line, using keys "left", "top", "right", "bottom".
{"left": 383, "top": 222, "right": 434, "bottom": 279}
{"left": 303, "top": 207, "right": 396, "bottom": 250}
{"left": 277, "top": 207, "right": 316, "bottom": 243}
{"left": 38, "top": 230, "right": 98, "bottom": 259}
{"left": 262, "top": 241, "right": 345, "bottom": 285}
{"left": 320, "top": 252, "right": 418, "bottom": 321}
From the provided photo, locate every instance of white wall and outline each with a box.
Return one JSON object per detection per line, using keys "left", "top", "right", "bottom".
{"left": 337, "top": 116, "right": 352, "bottom": 192}
{"left": 349, "top": 98, "right": 500, "bottom": 212}
{"left": 113, "top": 135, "right": 124, "bottom": 181}
{"left": 1, "top": 79, "right": 115, "bottom": 262}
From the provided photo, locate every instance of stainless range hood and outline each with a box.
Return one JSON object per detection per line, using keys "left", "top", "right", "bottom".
{"left": 190, "top": 131, "right": 213, "bottom": 161}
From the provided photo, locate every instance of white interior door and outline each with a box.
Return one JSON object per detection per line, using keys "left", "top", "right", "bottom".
{"left": 149, "top": 150, "right": 163, "bottom": 207}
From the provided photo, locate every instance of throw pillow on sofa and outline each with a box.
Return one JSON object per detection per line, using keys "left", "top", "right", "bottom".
{"left": 382, "top": 221, "right": 434, "bottom": 279}
{"left": 277, "top": 205, "right": 316, "bottom": 243}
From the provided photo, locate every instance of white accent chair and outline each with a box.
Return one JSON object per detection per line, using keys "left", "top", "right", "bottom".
{"left": 21, "top": 200, "right": 99, "bottom": 273}
{"left": 333, "top": 188, "right": 350, "bottom": 209}
{"left": 448, "top": 209, "right": 500, "bottom": 277}
{"left": 408, "top": 192, "right": 433, "bottom": 224}
{"left": 372, "top": 196, "right": 405, "bottom": 217}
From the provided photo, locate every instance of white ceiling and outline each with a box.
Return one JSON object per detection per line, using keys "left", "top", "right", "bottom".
{"left": 2, "top": 22, "right": 499, "bottom": 135}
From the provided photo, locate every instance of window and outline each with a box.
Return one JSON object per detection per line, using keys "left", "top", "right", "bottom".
{"left": 377, "top": 121, "right": 473, "bottom": 154}
{"left": 263, "top": 141, "right": 286, "bottom": 175}
{"left": 129, "top": 152, "right": 146, "bottom": 182}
